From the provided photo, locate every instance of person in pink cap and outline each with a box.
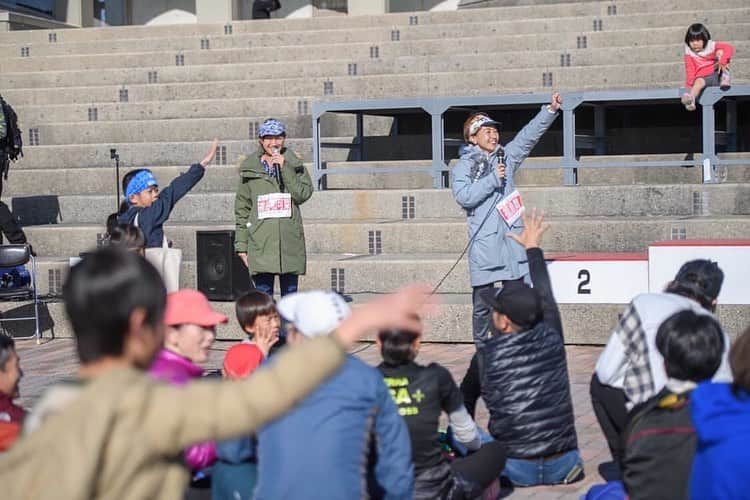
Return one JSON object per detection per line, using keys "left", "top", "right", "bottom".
{"left": 149, "top": 289, "right": 228, "bottom": 493}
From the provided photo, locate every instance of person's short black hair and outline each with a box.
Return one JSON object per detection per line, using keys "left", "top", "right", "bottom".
{"left": 730, "top": 325, "right": 750, "bottom": 394}
{"left": 655, "top": 310, "right": 724, "bottom": 383}
{"left": 106, "top": 213, "right": 119, "bottom": 235}
{"left": 235, "top": 290, "right": 276, "bottom": 335}
{"left": 63, "top": 247, "right": 166, "bottom": 364}
{"left": 685, "top": 23, "right": 711, "bottom": 46}
{"left": 108, "top": 224, "right": 145, "bottom": 252}
{"left": 665, "top": 259, "right": 724, "bottom": 311}
{"left": 378, "top": 329, "right": 419, "bottom": 366}
{"left": 0, "top": 335, "right": 15, "bottom": 371}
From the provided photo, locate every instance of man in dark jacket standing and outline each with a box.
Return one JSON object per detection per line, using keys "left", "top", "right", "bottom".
{"left": 478, "top": 209, "right": 582, "bottom": 487}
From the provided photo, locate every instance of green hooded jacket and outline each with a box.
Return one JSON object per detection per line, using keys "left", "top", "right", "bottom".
{"left": 234, "top": 148, "right": 313, "bottom": 275}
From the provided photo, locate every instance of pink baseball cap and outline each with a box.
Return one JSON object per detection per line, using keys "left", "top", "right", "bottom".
{"left": 164, "top": 289, "right": 228, "bottom": 327}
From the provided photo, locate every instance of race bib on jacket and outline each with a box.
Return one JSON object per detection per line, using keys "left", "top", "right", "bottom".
{"left": 257, "top": 193, "right": 292, "bottom": 219}
{"left": 496, "top": 190, "right": 524, "bottom": 227}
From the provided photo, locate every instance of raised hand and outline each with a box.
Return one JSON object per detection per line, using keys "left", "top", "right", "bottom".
{"left": 549, "top": 92, "right": 562, "bottom": 112}
{"left": 507, "top": 208, "right": 550, "bottom": 249}
{"left": 200, "top": 138, "right": 220, "bottom": 167}
{"left": 496, "top": 163, "right": 506, "bottom": 180}
{"left": 254, "top": 316, "right": 280, "bottom": 358}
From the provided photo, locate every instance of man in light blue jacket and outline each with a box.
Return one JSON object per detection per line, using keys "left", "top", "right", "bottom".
{"left": 255, "top": 291, "right": 414, "bottom": 500}
{"left": 451, "top": 92, "right": 561, "bottom": 346}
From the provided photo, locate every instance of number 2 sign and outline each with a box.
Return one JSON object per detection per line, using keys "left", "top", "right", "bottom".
{"left": 577, "top": 269, "right": 591, "bottom": 294}
{"left": 546, "top": 258, "right": 648, "bottom": 304}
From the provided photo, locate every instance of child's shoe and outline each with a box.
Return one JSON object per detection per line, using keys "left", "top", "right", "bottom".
{"left": 681, "top": 93, "right": 696, "bottom": 111}
{"left": 720, "top": 71, "right": 732, "bottom": 90}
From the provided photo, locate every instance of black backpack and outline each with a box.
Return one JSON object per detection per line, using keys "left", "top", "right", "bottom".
{"left": 0, "top": 94, "right": 23, "bottom": 180}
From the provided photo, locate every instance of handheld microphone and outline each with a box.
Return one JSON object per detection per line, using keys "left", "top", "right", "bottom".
{"left": 496, "top": 144, "right": 507, "bottom": 193}
{"left": 271, "top": 147, "right": 284, "bottom": 191}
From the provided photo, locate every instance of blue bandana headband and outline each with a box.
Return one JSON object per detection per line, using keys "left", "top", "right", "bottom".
{"left": 258, "top": 118, "right": 286, "bottom": 138}
{"left": 125, "top": 170, "right": 158, "bottom": 201}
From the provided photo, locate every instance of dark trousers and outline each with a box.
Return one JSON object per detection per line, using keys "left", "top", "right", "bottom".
{"left": 471, "top": 283, "right": 495, "bottom": 346}
{"left": 460, "top": 352, "right": 481, "bottom": 419}
{"left": 451, "top": 441, "right": 506, "bottom": 498}
{"left": 471, "top": 279, "right": 524, "bottom": 346}
{"left": 590, "top": 373, "right": 629, "bottom": 465}
{"left": 252, "top": 273, "right": 298, "bottom": 297}
{"left": 0, "top": 201, "right": 26, "bottom": 245}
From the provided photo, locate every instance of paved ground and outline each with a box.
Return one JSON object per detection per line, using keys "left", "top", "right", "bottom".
{"left": 15, "top": 338, "right": 609, "bottom": 499}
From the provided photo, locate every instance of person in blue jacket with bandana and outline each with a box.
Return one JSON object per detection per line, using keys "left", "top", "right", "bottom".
{"left": 451, "top": 93, "right": 561, "bottom": 346}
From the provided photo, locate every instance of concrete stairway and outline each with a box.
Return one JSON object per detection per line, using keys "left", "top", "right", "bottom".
{"left": 0, "top": 0, "right": 747, "bottom": 342}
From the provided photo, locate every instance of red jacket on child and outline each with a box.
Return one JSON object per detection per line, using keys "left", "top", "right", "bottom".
{"left": 684, "top": 40, "right": 734, "bottom": 87}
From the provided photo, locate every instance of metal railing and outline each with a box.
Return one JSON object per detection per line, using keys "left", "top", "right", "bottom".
{"left": 312, "top": 86, "right": 749, "bottom": 189}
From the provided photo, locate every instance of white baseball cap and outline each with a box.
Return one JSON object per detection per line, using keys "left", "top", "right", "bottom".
{"left": 277, "top": 290, "right": 352, "bottom": 338}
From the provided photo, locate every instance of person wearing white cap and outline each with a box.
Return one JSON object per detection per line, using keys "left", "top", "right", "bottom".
{"left": 451, "top": 93, "right": 562, "bottom": 347}
{"left": 255, "top": 290, "right": 415, "bottom": 500}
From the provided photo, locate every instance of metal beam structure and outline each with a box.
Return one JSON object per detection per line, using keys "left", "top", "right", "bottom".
{"left": 311, "top": 86, "right": 749, "bottom": 190}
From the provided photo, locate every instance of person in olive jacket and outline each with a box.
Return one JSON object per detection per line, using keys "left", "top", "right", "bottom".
{"left": 235, "top": 118, "right": 313, "bottom": 297}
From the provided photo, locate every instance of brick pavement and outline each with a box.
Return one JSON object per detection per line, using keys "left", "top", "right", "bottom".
{"left": 14, "top": 338, "right": 608, "bottom": 499}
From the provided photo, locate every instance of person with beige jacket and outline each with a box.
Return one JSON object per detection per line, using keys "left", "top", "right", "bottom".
{"left": 0, "top": 247, "right": 432, "bottom": 500}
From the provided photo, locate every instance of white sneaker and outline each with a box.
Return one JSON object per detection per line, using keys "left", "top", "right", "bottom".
{"left": 681, "top": 93, "right": 696, "bottom": 111}
{"left": 720, "top": 71, "right": 732, "bottom": 90}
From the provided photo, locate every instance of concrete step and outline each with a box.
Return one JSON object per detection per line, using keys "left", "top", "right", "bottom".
{"left": 18, "top": 216, "right": 750, "bottom": 260}
{"left": 12, "top": 138, "right": 357, "bottom": 169}
{"left": 21, "top": 249, "right": 746, "bottom": 300}
{"left": 5, "top": 184, "right": 749, "bottom": 225}
{"left": 4, "top": 23, "right": 749, "bottom": 74}
{"left": 1, "top": 8, "right": 746, "bottom": 62}
{"left": 11, "top": 146, "right": 750, "bottom": 181}
{"left": 0, "top": 0, "right": 744, "bottom": 45}
{"left": 28, "top": 114, "right": 392, "bottom": 145}
{"left": 320, "top": 154, "right": 750, "bottom": 189}
{"left": 14, "top": 41, "right": 750, "bottom": 92}
{"left": 5, "top": 60, "right": 750, "bottom": 112}
{"left": 5, "top": 296, "right": 748, "bottom": 345}
{"left": 13, "top": 96, "right": 339, "bottom": 124}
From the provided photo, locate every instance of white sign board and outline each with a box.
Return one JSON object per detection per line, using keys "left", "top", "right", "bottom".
{"left": 546, "top": 254, "right": 649, "bottom": 304}
{"left": 648, "top": 240, "right": 750, "bottom": 305}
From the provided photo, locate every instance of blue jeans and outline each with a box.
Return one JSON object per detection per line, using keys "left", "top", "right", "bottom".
{"left": 502, "top": 449, "right": 583, "bottom": 486}
{"left": 252, "top": 273, "right": 298, "bottom": 297}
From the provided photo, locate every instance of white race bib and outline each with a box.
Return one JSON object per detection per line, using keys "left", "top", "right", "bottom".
{"left": 257, "top": 193, "right": 292, "bottom": 219}
{"left": 496, "top": 190, "right": 524, "bottom": 227}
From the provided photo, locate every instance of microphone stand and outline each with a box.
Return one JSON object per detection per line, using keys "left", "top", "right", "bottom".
{"left": 110, "top": 148, "right": 120, "bottom": 210}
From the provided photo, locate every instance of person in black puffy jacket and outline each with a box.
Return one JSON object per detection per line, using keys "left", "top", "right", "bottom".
{"left": 477, "top": 209, "right": 583, "bottom": 487}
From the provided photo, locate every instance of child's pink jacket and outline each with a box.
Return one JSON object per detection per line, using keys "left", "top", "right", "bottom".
{"left": 684, "top": 40, "right": 734, "bottom": 87}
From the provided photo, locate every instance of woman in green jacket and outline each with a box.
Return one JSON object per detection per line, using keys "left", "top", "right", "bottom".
{"left": 235, "top": 118, "right": 313, "bottom": 297}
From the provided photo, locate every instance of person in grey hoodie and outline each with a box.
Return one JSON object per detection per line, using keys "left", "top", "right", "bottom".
{"left": 451, "top": 93, "right": 561, "bottom": 346}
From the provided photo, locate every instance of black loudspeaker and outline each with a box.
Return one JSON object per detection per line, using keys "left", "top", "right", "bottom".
{"left": 197, "top": 230, "right": 251, "bottom": 301}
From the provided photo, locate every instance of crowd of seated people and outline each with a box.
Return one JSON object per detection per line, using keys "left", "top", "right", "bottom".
{"left": 0, "top": 212, "right": 748, "bottom": 500}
